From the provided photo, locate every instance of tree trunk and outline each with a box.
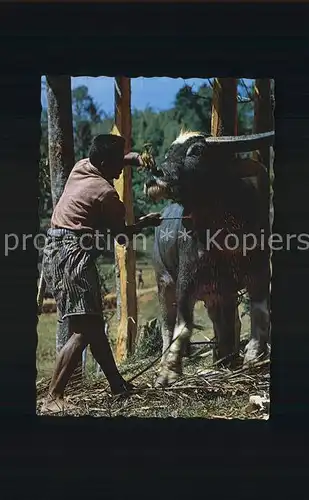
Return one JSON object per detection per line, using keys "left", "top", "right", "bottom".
{"left": 47, "top": 76, "right": 75, "bottom": 207}
{"left": 46, "top": 76, "right": 85, "bottom": 381}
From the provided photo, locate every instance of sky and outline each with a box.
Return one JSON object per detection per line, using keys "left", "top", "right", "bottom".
{"left": 41, "top": 76, "right": 254, "bottom": 115}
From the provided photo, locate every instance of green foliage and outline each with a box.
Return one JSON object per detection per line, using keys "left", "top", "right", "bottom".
{"left": 135, "top": 318, "right": 162, "bottom": 358}
{"left": 95, "top": 256, "right": 115, "bottom": 294}
{"left": 72, "top": 85, "right": 103, "bottom": 160}
{"left": 174, "top": 83, "right": 212, "bottom": 133}
{"left": 39, "top": 80, "right": 255, "bottom": 227}
{"left": 237, "top": 79, "right": 255, "bottom": 134}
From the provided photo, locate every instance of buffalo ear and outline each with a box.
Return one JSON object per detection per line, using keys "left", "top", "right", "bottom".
{"left": 186, "top": 141, "right": 207, "bottom": 158}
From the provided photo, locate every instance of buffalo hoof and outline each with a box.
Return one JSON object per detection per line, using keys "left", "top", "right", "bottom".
{"left": 243, "top": 339, "right": 267, "bottom": 365}
{"left": 155, "top": 357, "right": 182, "bottom": 387}
{"left": 154, "top": 367, "right": 181, "bottom": 388}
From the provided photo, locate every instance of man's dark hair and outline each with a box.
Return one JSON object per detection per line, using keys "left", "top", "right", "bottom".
{"left": 89, "top": 134, "right": 125, "bottom": 168}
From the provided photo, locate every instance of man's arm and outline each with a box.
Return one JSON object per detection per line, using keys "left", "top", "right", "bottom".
{"left": 100, "top": 190, "right": 161, "bottom": 245}
{"left": 109, "top": 214, "right": 161, "bottom": 244}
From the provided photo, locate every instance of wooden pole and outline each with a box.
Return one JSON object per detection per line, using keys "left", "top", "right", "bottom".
{"left": 46, "top": 76, "right": 85, "bottom": 380}
{"left": 210, "top": 78, "right": 241, "bottom": 360}
{"left": 254, "top": 79, "right": 274, "bottom": 168}
{"left": 211, "top": 78, "right": 238, "bottom": 138}
{"left": 113, "top": 77, "right": 138, "bottom": 363}
{"left": 253, "top": 79, "right": 274, "bottom": 315}
{"left": 253, "top": 79, "right": 274, "bottom": 227}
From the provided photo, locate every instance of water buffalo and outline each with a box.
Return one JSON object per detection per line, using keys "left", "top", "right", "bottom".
{"left": 144, "top": 129, "right": 274, "bottom": 387}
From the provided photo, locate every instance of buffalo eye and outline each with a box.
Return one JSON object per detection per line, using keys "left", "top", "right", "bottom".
{"left": 186, "top": 141, "right": 206, "bottom": 158}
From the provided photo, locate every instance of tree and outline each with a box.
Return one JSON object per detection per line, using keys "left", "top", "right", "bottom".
{"left": 39, "top": 109, "right": 52, "bottom": 221}
{"left": 46, "top": 76, "right": 76, "bottom": 365}
{"left": 38, "top": 157, "right": 52, "bottom": 222}
{"left": 174, "top": 83, "right": 212, "bottom": 133}
{"left": 72, "top": 85, "right": 103, "bottom": 160}
{"left": 237, "top": 79, "right": 254, "bottom": 135}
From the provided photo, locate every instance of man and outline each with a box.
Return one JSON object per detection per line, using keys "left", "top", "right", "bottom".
{"left": 137, "top": 269, "right": 144, "bottom": 290}
{"left": 41, "top": 134, "right": 161, "bottom": 414}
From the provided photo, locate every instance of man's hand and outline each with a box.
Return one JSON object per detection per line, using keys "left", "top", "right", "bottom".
{"left": 138, "top": 212, "right": 162, "bottom": 228}
{"left": 124, "top": 152, "right": 143, "bottom": 167}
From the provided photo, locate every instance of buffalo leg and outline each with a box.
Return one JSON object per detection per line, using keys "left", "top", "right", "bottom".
{"left": 155, "top": 295, "right": 194, "bottom": 387}
{"left": 157, "top": 275, "right": 177, "bottom": 365}
{"left": 243, "top": 296, "right": 269, "bottom": 364}
{"left": 207, "top": 299, "right": 241, "bottom": 367}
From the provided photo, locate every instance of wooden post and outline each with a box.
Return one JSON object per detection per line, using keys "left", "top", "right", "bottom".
{"left": 112, "top": 77, "right": 138, "bottom": 363}
{"left": 211, "top": 78, "right": 241, "bottom": 360}
{"left": 211, "top": 78, "right": 238, "bottom": 138}
{"left": 253, "top": 80, "right": 274, "bottom": 230}
{"left": 254, "top": 79, "right": 274, "bottom": 168}
{"left": 253, "top": 79, "right": 274, "bottom": 316}
{"left": 253, "top": 79, "right": 274, "bottom": 222}
{"left": 46, "top": 76, "right": 85, "bottom": 380}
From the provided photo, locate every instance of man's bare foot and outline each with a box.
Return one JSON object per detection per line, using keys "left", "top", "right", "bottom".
{"left": 40, "top": 394, "right": 78, "bottom": 415}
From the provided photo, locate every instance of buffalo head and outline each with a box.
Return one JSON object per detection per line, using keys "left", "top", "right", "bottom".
{"left": 144, "top": 129, "right": 274, "bottom": 206}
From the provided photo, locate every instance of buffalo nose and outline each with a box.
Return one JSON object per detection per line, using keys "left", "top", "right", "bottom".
{"left": 145, "top": 178, "right": 157, "bottom": 188}
{"left": 155, "top": 168, "right": 164, "bottom": 177}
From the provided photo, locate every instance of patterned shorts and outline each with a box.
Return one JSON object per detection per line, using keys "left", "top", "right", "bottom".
{"left": 43, "top": 228, "right": 103, "bottom": 320}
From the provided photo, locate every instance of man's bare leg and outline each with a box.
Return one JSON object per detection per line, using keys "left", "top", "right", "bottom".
{"left": 41, "top": 315, "right": 132, "bottom": 413}
{"left": 84, "top": 315, "right": 133, "bottom": 394}
{"left": 41, "top": 331, "right": 87, "bottom": 413}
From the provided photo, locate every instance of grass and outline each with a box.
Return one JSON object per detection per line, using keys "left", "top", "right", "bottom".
{"left": 37, "top": 313, "right": 58, "bottom": 380}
